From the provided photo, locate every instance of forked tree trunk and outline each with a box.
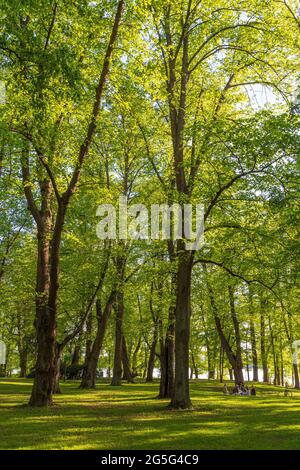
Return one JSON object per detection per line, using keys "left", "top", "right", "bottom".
{"left": 80, "top": 294, "right": 114, "bottom": 388}
{"left": 205, "top": 270, "right": 244, "bottom": 385}
{"left": 26, "top": 0, "right": 125, "bottom": 407}
{"left": 132, "top": 337, "right": 141, "bottom": 377}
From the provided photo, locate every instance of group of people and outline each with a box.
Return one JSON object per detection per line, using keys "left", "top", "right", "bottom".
{"left": 223, "top": 383, "right": 256, "bottom": 396}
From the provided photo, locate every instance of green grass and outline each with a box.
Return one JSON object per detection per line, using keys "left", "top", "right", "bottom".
{"left": 0, "top": 378, "right": 300, "bottom": 450}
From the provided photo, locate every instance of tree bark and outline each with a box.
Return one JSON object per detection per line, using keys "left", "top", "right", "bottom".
{"left": 146, "top": 320, "right": 159, "bottom": 382}
{"left": 71, "top": 344, "right": 81, "bottom": 367}
{"left": 158, "top": 254, "right": 175, "bottom": 399}
{"left": 111, "top": 291, "right": 124, "bottom": 386}
{"left": 249, "top": 291, "right": 259, "bottom": 381}
{"left": 169, "top": 248, "right": 193, "bottom": 409}
{"left": 19, "top": 349, "right": 28, "bottom": 378}
{"left": 122, "top": 335, "right": 134, "bottom": 382}
{"left": 80, "top": 294, "right": 114, "bottom": 388}
{"left": 29, "top": 180, "right": 56, "bottom": 406}
{"left": 205, "top": 270, "right": 244, "bottom": 384}
{"left": 260, "top": 297, "right": 269, "bottom": 383}
{"left": 26, "top": 0, "right": 124, "bottom": 407}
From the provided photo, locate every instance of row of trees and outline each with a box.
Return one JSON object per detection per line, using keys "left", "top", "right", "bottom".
{"left": 0, "top": 0, "right": 299, "bottom": 408}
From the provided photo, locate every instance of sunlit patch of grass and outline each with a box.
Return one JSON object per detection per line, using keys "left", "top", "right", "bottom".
{"left": 0, "top": 378, "right": 300, "bottom": 449}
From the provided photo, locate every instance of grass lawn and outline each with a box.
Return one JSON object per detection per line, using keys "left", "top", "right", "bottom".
{"left": 0, "top": 378, "right": 299, "bottom": 450}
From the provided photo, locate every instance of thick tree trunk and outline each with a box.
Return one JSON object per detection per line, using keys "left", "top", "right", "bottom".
{"left": 29, "top": 200, "right": 56, "bottom": 406}
{"left": 80, "top": 295, "right": 114, "bottom": 388}
{"left": 169, "top": 249, "right": 193, "bottom": 409}
{"left": 111, "top": 291, "right": 124, "bottom": 386}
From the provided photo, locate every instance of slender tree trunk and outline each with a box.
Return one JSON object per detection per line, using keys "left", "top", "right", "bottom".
{"left": 132, "top": 337, "right": 141, "bottom": 377}
{"left": 269, "top": 317, "right": 278, "bottom": 385}
{"left": 219, "top": 345, "right": 224, "bottom": 383}
{"left": 191, "top": 350, "right": 198, "bottom": 379}
{"left": 229, "top": 286, "right": 244, "bottom": 382}
{"left": 53, "top": 346, "right": 62, "bottom": 394}
{"left": 111, "top": 291, "right": 124, "bottom": 386}
{"left": 205, "top": 270, "right": 243, "bottom": 384}
{"left": 146, "top": 321, "right": 159, "bottom": 382}
{"left": 19, "top": 347, "right": 28, "bottom": 378}
{"left": 260, "top": 298, "right": 269, "bottom": 383}
{"left": 158, "top": 277, "right": 175, "bottom": 399}
{"left": 249, "top": 292, "right": 259, "bottom": 381}
{"left": 80, "top": 295, "right": 114, "bottom": 388}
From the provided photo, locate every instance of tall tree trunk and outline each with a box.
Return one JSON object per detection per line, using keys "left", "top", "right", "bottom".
{"left": 249, "top": 291, "right": 259, "bottom": 381}
{"left": 29, "top": 181, "right": 56, "bottom": 406}
{"left": 191, "top": 350, "right": 198, "bottom": 379}
{"left": 229, "top": 286, "right": 244, "bottom": 382}
{"left": 260, "top": 297, "right": 269, "bottom": 383}
{"left": 170, "top": 248, "right": 193, "bottom": 409}
{"left": 122, "top": 335, "right": 134, "bottom": 382}
{"left": 80, "top": 294, "right": 114, "bottom": 388}
{"left": 71, "top": 344, "right": 81, "bottom": 367}
{"left": 85, "top": 309, "right": 93, "bottom": 361}
{"left": 53, "top": 345, "right": 62, "bottom": 394}
{"left": 269, "top": 316, "right": 278, "bottom": 385}
{"left": 19, "top": 350, "right": 28, "bottom": 378}
{"left": 205, "top": 269, "right": 243, "bottom": 384}
{"left": 111, "top": 291, "right": 124, "bottom": 386}
{"left": 26, "top": 0, "right": 125, "bottom": 407}
{"left": 293, "top": 363, "right": 300, "bottom": 389}
{"left": 132, "top": 337, "right": 141, "bottom": 377}
{"left": 158, "top": 267, "right": 175, "bottom": 399}
{"left": 146, "top": 321, "right": 159, "bottom": 382}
